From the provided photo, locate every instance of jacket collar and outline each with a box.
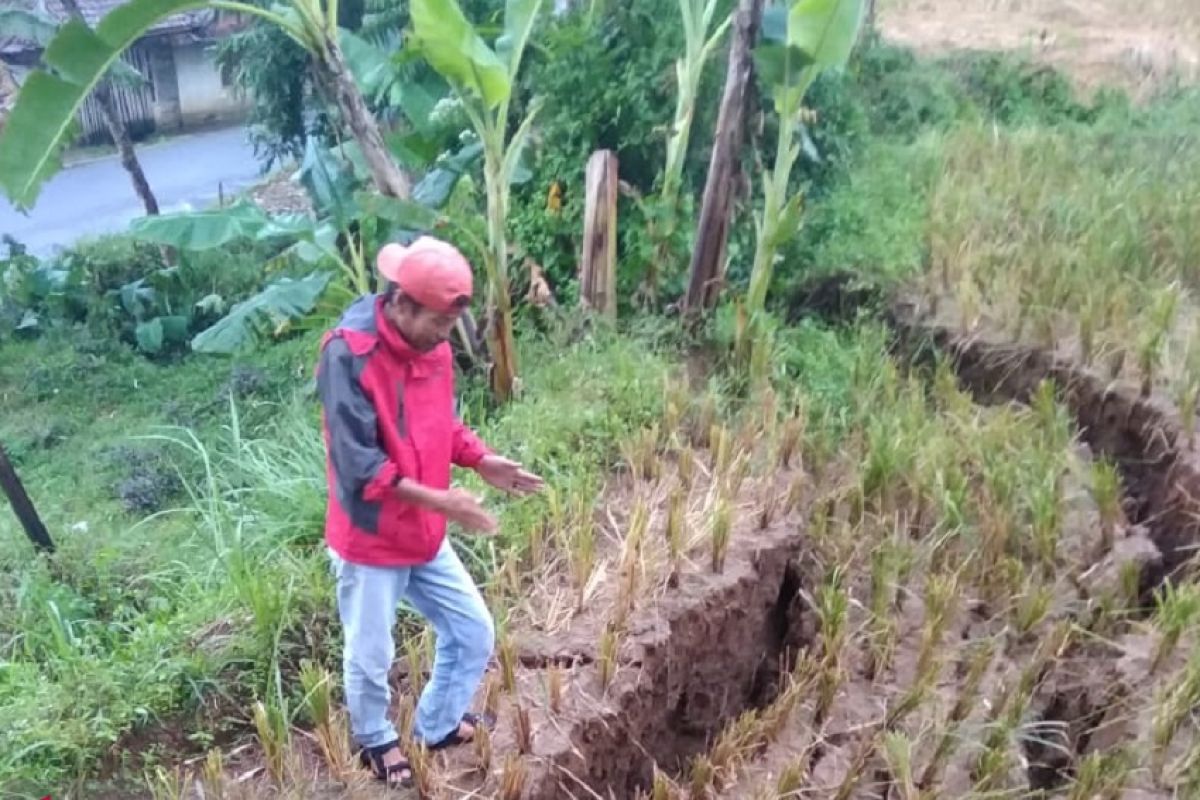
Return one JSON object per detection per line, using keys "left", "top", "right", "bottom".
{"left": 374, "top": 296, "right": 440, "bottom": 377}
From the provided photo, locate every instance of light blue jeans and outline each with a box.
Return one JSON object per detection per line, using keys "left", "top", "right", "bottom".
{"left": 329, "top": 538, "right": 495, "bottom": 749}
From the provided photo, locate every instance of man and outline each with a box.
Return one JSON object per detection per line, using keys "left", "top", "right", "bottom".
{"left": 316, "top": 236, "right": 544, "bottom": 788}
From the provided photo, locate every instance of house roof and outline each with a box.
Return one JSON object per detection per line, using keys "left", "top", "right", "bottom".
{"left": 1, "top": 1, "right": 218, "bottom": 55}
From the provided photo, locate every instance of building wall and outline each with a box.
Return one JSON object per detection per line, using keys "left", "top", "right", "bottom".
{"left": 173, "top": 41, "right": 248, "bottom": 127}
{"left": 148, "top": 41, "right": 183, "bottom": 132}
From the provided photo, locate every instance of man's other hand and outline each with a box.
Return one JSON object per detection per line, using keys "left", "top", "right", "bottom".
{"left": 476, "top": 455, "right": 545, "bottom": 497}
{"left": 438, "top": 488, "right": 498, "bottom": 534}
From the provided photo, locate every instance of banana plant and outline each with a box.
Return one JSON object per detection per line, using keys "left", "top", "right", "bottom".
{"left": 661, "top": 0, "right": 731, "bottom": 225}
{"left": 0, "top": 0, "right": 409, "bottom": 211}
{"left": 641, "top": 0, "right": 731, "bottom": 302}
{"left": 409, "top": 0, "right": 544, "bottom": 404}
{"left": 745, "top": 0, "right": 866, "bottom": 316}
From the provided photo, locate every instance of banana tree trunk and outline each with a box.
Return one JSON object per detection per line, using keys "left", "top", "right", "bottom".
{"left": 58, "top": 0, "right": 159, "bottom": 216}
{"left": 314, "top": 37, "right": 411, "bottom": 199}
{"left": 483, "top": 147, "right": 518, "bottom": 403}
{"left": 684, "top": 0, "right": 764, "bottom": 313}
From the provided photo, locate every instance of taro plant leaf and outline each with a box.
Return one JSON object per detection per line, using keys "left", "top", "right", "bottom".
{"left": 135, "top": 317, "right": 164, "bottom": 354}
{"left": 138, "top": 314, "right": 192, "bottom": 353}
{"left": 145, "top": 266, "right": 184, "bottom": 295}
{"left": 412, "top": 141, "right": 484, "bottom": 208}
{"left": 297, "top": 137, "right": 358, "bottom": 228}
{"left": 119, "top": 278, "right": 156, "bottom": 317}
{"left": 130, "top": 200, "right": 271, "bottom": 250}
{"left": 160, "top": 315, "right": 190, "bottom": 343}
{"left": 191, "top": 272, "right": 334, "bottom": 355}
{"left": 409, "top": 0, "right": 511, "bottom": 109}
{"left": 0, "top": 0, "right": 211, "bottom": 209}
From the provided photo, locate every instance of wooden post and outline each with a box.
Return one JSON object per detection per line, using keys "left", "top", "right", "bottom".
{"left": 0, "top": 442, "right": 54, "bottom": 554}
{"left": 683, "top": 0, "right": 764, "bottom": 314}
{"left": 579, "top": 150, "right": 619, "bottom": 318}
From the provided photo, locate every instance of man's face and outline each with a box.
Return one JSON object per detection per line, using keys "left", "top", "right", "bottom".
{"left": 386, "top": 294, "right": 460, "bottom": 352}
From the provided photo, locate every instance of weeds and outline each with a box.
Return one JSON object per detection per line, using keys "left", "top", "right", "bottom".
{"left": 475, "top": 721, "right": 493, "bottom": 772}
{"left": 599, "top": 623, "right": 619, "bottom": 689}
{"left": 1092, "top": 458, "right": 1122, "bottom": 555}
{"left": 548, "top": 664, "right": 565, "bottom": 714}
{"left": 252, "top": 697, "right": 289, "bottom": 786}
{"left": 201, "top": 749, "right": 225, "bottom": 800}
{"left": 1069, "top": 748, "right": 1133, "bottom": 800}
{"left": 145, "top": 765, "right": 190, "bottom": 800}
{"left": 498, "top": 630, "right": 518, "bottom": 693}
{"left": 710, "top": 493, "right": 733, "bottom": 573}
{"left": 1150, "top": 582, "right": 1200, "bottom": 674}
{"left": 513, "top": 703, "right": 533, "bottom": 754}
{"left": 499, "top": 752, "right": 527, "bottom": 800}
{"left": 1152, "top": 651, "right": 1200, "bottom": 780}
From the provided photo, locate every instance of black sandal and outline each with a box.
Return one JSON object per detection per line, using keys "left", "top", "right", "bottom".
{"left": 427, "top": 712, "right": 496, "bottom": 751}
{"left": 358, "top": 739, "right": 413, "bottom": 789}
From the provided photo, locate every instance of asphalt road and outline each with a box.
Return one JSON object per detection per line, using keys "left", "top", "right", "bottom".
{"left": 0, "top": 126, "right": 264, "bottom": 257}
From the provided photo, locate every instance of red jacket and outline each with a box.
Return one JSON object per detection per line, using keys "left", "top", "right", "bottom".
{"left": 316, "top": 295, "right": 491, "bottom": 566}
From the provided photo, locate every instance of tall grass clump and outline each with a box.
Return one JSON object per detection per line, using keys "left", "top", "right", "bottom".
{"left": 926, "top": 96, "right": 1200, "bottom": 396}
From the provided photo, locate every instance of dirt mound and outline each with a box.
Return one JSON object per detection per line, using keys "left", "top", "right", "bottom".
{"left": 878, "top": 0, "right": 1200, "bottom": 98}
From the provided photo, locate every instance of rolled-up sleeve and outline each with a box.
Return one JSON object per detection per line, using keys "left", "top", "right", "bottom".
{"left": 451, "top": 418, "right": 491, "bottom": 469}
{"left": 318, "top": 338, "right": 401, "bottom": 503}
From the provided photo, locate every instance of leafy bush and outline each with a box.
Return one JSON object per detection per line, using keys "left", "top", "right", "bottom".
{"left": 3, "top": 232, "right": 278, "bottom": 356}
{"left": 508, "top": 0, "right": 731, "bottom": 298}
{"left": 850, "top": 39, "right": 965, "bottom": 138}
{"left": 0, "top": 236, "right": 89, "bottom": 336}
{"left": 105, "top": 445, "right": 183, "bottom": 514}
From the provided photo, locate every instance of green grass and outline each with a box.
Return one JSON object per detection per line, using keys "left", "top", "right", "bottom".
{"left": 781, "top": 74, "right": 1200, "bottom": 396}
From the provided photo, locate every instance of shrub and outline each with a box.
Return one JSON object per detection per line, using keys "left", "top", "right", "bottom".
{"left": 508, "top": 0, "right": 731, "bottom": 299}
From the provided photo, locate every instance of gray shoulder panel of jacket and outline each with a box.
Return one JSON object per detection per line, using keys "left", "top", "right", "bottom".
{"left": 317, "top": 336, "right": 384, "bottom": 534}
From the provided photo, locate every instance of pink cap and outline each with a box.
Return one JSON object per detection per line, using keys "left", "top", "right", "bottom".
{"left": 376, "top": 236, "right": 474, "bottom": 314}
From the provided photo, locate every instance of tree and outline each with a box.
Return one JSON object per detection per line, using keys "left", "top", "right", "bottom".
{"left": 0, "top": 0, "right": 409, "bottom": 212}
{"left": 642, "top": 0, "right": 729, "bottom": 301}
{"left": 409, "top": 0, "right": 544, "bottom": 404}
{"left": 684, "top": 0, "right": 764, "bottom": 314}
{"left": 59, "top": 0, "right": 160, "bottom": 214}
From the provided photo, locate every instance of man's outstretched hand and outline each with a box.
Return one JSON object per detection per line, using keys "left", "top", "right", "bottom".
{"left": 476, "top": 455, "right": 545, "bottom": 497}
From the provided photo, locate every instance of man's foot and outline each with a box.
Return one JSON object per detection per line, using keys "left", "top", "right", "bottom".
{"left": 427, "top": 712, "right": 496, "bottom": 751}
{"left": 359, "top": 740, "right": 413, "bottom": 789}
